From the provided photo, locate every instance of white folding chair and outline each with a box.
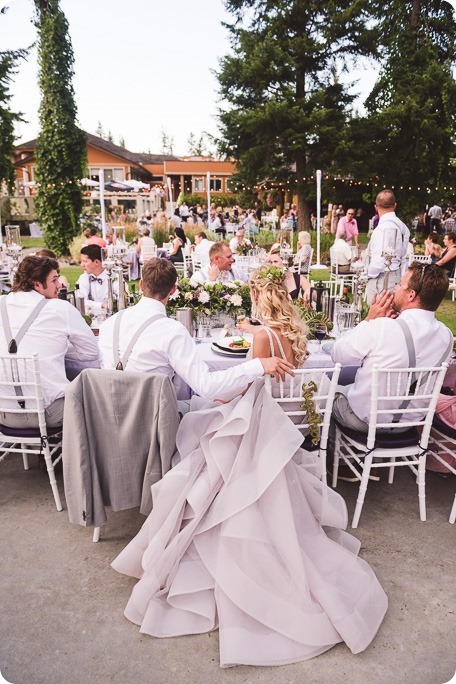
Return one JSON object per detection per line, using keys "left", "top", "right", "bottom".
{"left": 290, "top": 253, "right": 302, "bottom": 274}
{"left": 428, "top": 418, "right": 456, "bottom": 523}
{"left": 329, "top": 249, "right": 355, "bottom": 290}
{"left": 332, "top": 363, "right": 448, "bottom": 528}
{"left": 408, "top": 254, "right": 431, "bottom": 268}
{"left": 264, "top": 364, "right": 341, "bottom": 484}
{"left": 0, "top": 353, "right": 63, "bottom": 511}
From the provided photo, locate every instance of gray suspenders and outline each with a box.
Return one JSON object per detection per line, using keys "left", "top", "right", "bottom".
{"left": 0, "top": 296, "right": 49, "bottom": 407}
{"left": 393, "top": 318, "right": 453, "bottom": 421}
{"left": 113, "top": 311, "right": 165, "bottom": 371}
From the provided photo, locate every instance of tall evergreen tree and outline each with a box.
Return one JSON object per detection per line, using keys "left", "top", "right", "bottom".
{"left": 216, "top": 0, "right": 375, "bottom": 228}
{"left": 0, "top": 46, "right": 26, "bottom": 192}
{"left": 34, "top": 0, "right": 86, "bottom": 255}
{"left": 361, "top": 0, "right": 456, "bottom": 215}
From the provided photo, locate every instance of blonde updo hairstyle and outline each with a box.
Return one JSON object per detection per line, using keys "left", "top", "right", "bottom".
{"left": 249, "top": 266, "right": 308, "bottom": 366}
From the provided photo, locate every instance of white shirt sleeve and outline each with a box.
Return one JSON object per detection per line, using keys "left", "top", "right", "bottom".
{"left": 331, "top": 320, "right": 375, "bottom": 365}
{"left": 366, "top": 227, "right": 385, "bottom": 278}
{"left": 166, "top": 327, "right": 264, "bottom": 399}
{"left": 63, "top": 304, "right": 101, "bottom": 363}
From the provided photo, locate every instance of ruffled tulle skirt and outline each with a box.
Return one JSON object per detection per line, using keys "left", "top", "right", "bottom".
{"left": 112, "top": 381, "right": 387, "bottom": 667}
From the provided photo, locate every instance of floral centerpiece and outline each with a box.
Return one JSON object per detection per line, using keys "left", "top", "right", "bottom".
{"left": 236, "top": 240, "right": 253, "bottom": 256}
{"left": 166, "top": 278, "right": 251, "bottom": 320}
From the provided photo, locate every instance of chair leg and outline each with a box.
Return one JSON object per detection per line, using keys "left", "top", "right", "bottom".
{"left": 42, "top": 444, "right": 63, "bottom": 512}
{"left": 21, "top": 443, "right": 29, "bottom": 470}
{"left": 417, "top": 458, "right": 427, "bottom": 522}
{"left": 93, "top": 527, "right": 100, "bottom": 543}
{"left": 352, "top": 455, "right": 372, "bottom": 528}
{"left": 388, "top": 457, "right": 396, "bottom": 484}
{"left": 332, "top": 427, "right": 341, "bottom": 488}
{"left": 449, "top": 494, "right": 456, "bottom": 524}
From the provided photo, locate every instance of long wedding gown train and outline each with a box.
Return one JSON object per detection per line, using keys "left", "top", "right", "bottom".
{"left": 112, "top": 381, "right": 387, "bottom": 667}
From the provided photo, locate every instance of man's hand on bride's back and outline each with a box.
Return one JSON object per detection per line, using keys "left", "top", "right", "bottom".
{"left": 260, "top": 356, "right": 295, "bottom": 382}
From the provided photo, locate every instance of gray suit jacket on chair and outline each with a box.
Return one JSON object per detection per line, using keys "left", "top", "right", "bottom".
{"left": 62, "top": 369, "right": 179, "bottom": 528}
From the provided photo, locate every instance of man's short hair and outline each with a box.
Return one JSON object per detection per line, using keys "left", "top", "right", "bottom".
{"left": 209, "top": 242, "right": 228, "bottom": 261}
{"left": 141, "top": 227, "right": 151, "bottom": 236}
{"left": 408, "top": 262, "right": 449, "bottom": 311}
{"left": 376, "top": 190, "right": 396, "bottom": 210}
{"left": 444, "top": 231, "right": 456, "bottom": 243}
{"left": 81, "top": 244, "right": 102, "bottom": 262}
{"left": 12, "top": 256, "right": 59, "bottom": 293}
{"left": 89, "top": 227, "right": 99, "bottom": 236}
{"left": 141, "top": 258, "right": 177, "bottom": 300}
{"left": 196, "top": 231, "right": 207, "bottom": 240}
{"left": 36, "top": 248, "right": 57, "bottom": 259}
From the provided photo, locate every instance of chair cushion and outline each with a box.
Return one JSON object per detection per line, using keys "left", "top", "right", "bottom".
{"left": 0, "top": 424, "right": 62, "bottom": 438}
{"left": 336, "top": 420, "right": 420, "bottom": 449}
{"left": 432, "top": 415, "right": 456, "bottom": 439}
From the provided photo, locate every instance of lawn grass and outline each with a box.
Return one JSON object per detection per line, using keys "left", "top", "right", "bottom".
{"left": 21, "top": 237, "right": 45, "bottom": 249}
{"left": 60, "top": 266, "right": 82, "bottom": 289}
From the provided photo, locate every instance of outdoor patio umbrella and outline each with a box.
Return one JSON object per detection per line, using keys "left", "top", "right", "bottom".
{"left": 103, "top": 181, "right": 135, "bottom": 192}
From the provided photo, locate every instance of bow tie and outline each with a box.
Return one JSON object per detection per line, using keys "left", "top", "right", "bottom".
{"left": 90, "top": 275, "right": 103, "bottom": 284}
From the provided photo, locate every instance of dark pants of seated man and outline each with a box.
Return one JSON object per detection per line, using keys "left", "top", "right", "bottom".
{"left": 0, "top": 397, "right": 65, "bottom": 429}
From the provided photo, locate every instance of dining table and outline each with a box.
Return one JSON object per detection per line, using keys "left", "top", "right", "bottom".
{"left": 173, "top": 329, "right": 358, "bottom": 400}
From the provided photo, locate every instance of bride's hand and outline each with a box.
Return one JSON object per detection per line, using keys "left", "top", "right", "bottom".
{"left": 260, "top": 356, "right": 295, "bottom": 382}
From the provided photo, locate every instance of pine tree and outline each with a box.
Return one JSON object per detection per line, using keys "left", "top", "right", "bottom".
{"left": 363, "top": 0, "right": 456, "bottom": 215}
{"left": 33, "top": 0, "right": 87, "bottom": 255}
{"left": 95, "top": 121, "right": 104, "bottom": 138}
{"left": 216, "top": 0, "right": 375, "bottom": 228}
{"left": 0, "top": 46, "right": 26, "bottom": 191}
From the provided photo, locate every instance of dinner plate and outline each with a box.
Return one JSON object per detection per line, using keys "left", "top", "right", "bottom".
{"left": 214, "top": 334, "right": 253, "bottom": 353}
{"left": 211, "top": 343, "right": 248, "bottom": 357}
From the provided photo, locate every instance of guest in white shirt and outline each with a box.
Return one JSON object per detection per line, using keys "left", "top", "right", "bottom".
{"left": 229, "top": 228, "right": 252, "bottom": 254}
{"left": 99, "top": 258, "right": 294, "bottom": 403}
{"left": 0, "top": 256, "right": 100, "bottom": 427}
{"left": 330, "top": 233, "right": 353, "bottom": 274}
{"left": 136, "top": 227, "right": 156, "bottom": 264}
{"left": 189, "top": 242, "right": 247, "bottom": 286}
{"left": 76, "top": 244, "right": 118, "bottom": 314}
{"left": 191, "top": 231, "right": 215, "bottom": 258}
{"left": 179, "top": 201, "right": 189, "bottom": 223}
{"left": 331, "top": 262, "right": 453, "bottom": 433}
{"left": 365, "top": 190, "right": 410, "bottom": 304}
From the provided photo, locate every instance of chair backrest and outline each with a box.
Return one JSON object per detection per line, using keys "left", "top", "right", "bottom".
{"left": 191, "top": 253, "right": 206, "bottom": 271}
{"left": 264, "top": 365, "right": 341, "bottom": 479}
{"left": 365, "top": 363, "right": 448, "bottom": 449}
{"left": 290, "top": 253, "right": 302, "bottom": 274}
{"left": 310, "top": 279, "right": 343, "bottom": 299}
{"left": 408, "top": 254, "right": 431, "bottom": 267}
{"left": 0, "top": 353, "right": 46, "bottom": 430}
{"left": 162, "top": 242, "right": 172, "bottom": 253}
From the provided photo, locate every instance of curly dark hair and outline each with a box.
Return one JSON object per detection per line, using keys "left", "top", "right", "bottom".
{"left": 12, "top": 256, "right": 59, "bottom": 292}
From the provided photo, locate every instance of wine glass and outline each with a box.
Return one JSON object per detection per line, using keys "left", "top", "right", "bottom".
{"left": 236, "top": 308, "right": 247, "bottom": 338}
{"left": 314, "top": 322, "right": 327, "bottom": 354}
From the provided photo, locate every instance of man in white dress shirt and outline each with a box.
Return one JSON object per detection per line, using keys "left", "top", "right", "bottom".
{"left": 331, "top": 262, "right": 452, "bottom": 434}
{"left": 99, "top": 258, "right": 293, "bottom": 404}
{"left": 76, "top": 244, "right": 118, "bottom": 314}
{"left": 229, "top": 228, "right": 252, "bottom": 255}
{"left": 189, "top": 242, "right": 247, "bottom": 286}
{"left": 192, "top": 231, "right": 215, "bottom": 257}
{"left": 0, "top": 256, "right": 100, "bottom": 427}
{"left": 330, "top": 232, "right": 353, "bottom": 274}
{"left": 365, "top": 190, "right": 410, "bottom": 304}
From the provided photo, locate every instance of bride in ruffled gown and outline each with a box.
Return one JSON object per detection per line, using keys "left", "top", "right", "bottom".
{"left": 112, "top": 266, "right": 387, "bottom": 668}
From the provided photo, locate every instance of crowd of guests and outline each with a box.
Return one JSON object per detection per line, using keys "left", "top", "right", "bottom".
{"left": 1, "top": 187, "right": 455, "bottom": 664}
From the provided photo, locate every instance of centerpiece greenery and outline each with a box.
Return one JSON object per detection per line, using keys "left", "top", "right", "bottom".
{"left": 166, "top": 278, "right": 251, "bottom": 318}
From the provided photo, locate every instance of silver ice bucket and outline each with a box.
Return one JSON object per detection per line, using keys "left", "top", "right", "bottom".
{"left": 176, "top": 307, "right": 194, "bottom": 336}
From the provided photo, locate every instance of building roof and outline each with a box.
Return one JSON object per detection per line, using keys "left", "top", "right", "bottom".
{"left": 14, "top": 133, "right": 182, "bottom": 167}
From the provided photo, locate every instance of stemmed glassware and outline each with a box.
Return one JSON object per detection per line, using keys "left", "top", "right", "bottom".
{"left": 236, "top": 308, "right": 247, "bottom": 338}
{"left": 314, "top": 322, "right": 327, "bottom": 354}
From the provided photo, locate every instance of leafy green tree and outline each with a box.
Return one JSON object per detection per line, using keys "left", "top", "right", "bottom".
{"left": 119, "top": 135, "right": 126, "bottom": 148}
{"left": 107, "top": 130, "right": 114, "bottom": 143}
{"left": 187, "top": 132, "right": 211, "bottom": 156}
{"left": 216, "top": 0, "right": 375, "bottom": 229}
{"left": 160, "top": 128, "right": 174, "bottom": 155}
{"left": 0, "top": 46, "right": 26, "bottom": 192}
{"left": 34, "top": 0, "right": 86, "bottom": 255}
{"left": 361, "top": 0, "right": 456, "bottom": 216}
